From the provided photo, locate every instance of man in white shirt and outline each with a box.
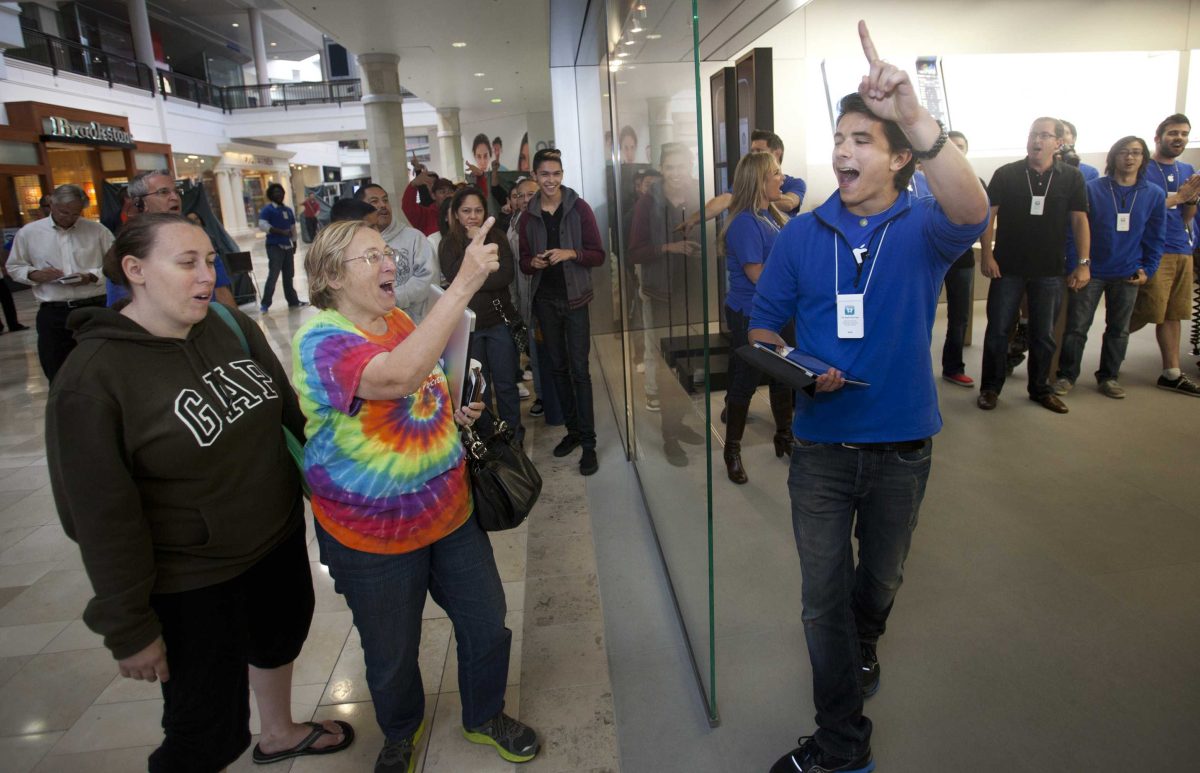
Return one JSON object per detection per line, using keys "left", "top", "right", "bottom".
{"left": 6, "top": 184, "right": 113, "bottom": 381}
{"left": 355, "top": 183, "right": 438, "bottom": 322}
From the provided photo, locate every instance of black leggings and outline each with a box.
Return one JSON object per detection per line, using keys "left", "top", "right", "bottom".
{"left": 147, "top": 523, "right": 314, "bottom": 773}
{"left": 725, "top": 305, "right": 794, "bottom": 405}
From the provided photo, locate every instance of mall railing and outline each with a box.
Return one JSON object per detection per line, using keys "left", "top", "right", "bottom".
{"left": 6, "top": 29, "right": 397, "bottom": 113}
{"left": 6, "top": 28, "right": 156, "bottom": 94}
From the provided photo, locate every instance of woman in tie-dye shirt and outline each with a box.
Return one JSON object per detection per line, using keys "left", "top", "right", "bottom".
{"left": 294, "top": 220, "right": 541, "bottom": 770}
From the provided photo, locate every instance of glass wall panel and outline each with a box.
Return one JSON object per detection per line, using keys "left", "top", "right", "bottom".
{"left": 604, "top": 0, "right": 717, "bottom": 719}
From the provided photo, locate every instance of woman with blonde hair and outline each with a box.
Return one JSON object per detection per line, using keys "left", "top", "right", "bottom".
{"left": 721, "top": 151, "right": 793, "bottom": 484}
{"left": 293, "top": 218, "right": 540, "bottom": 772}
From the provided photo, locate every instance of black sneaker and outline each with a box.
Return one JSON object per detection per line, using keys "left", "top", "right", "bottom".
{"left": 1157, "top": 373, "right": 1200, "bottom": 397}
{"left": 769, "top": 737, "right": 875, "bottom": 773}
{"left": 375, "top": 721, "right": 423, "bottom": 773}
{"left": 462, "top": 711, "right": 539, "bottom": 763}
{"left": 860, "top": 641, "right": 880, "bottom": 698}
{"left": 553, "top": 434, "right": 582, "bottom": 457}
{"left": 580, "top": 448, "right": 599, "bottom": 476}
{"left": 529, "top": 399, "right": 544, "bottom": 417}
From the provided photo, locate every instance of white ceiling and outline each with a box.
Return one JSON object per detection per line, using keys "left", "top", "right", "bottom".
{"left": 275, "top": 0, "right": 551, "bottom": 119}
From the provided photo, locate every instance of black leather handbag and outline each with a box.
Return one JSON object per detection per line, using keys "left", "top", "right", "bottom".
{"left": 492, "top": 298, "right": 529, "bottom": 355}
{"left": 461, "top": 411, "right": 542, "bottom": 531}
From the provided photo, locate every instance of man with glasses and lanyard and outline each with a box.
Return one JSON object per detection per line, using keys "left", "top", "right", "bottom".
{"left": 977, "top": 117, "right": 1091, "bottom": 413}
{"left": 1129, "top": 113, "right": 1200, "bottom": 396}
{"left": 106, "top": 169, "right": 237, "bottom": 308}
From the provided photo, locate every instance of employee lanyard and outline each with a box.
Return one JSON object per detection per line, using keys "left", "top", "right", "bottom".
{"left": 1026, "top": 169, "right": 1054, "bottom": 198}
{"left": 1108, "top": 181, "right": 1138, "bottom": 214}
{"left": 754, "top": 210, "right": 782, "bottom": 234}
{"left": 1153, "top": 161, "right": 1179, "bottom": 192}
{"left": 834, "top": 222, "right": 890, "bottom": 296}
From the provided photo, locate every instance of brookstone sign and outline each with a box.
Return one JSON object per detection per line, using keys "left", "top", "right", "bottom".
{"left": 41, "top": 117, "right": 136, "bottom": 148}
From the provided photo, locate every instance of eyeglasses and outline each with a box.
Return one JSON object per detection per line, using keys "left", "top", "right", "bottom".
{"left": 1028, "top": 132, "right": 1059, "bottom": 142}
{"left": 1116, "top": 149, "right": 1145, "bottom": 158}
{"left": 342, "top": 247, "right": 397, "bottom": 266}
{"left": 146, "top": 187, "right": 180, "bottom": 198}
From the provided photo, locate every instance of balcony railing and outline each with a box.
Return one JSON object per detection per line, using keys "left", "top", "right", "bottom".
{"left": 6, "top": 27, "right": 156, "bottom": 93}
{"left": 6, "top": 29, "right": 377, "bottom": 112}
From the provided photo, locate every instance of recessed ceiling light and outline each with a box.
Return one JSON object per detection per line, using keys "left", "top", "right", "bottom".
{"left": 624, "top": 40, "right": 635, "bottom": 45}
{"left": 474, "top": 72, "right": 485, "bottom": 77}
{"left": 602, "top": 93, "right": 609, "bottom": 98}
{"left": 451, "top": 41, "right": 467, "bottom": 48}
{"left": 231, "top": 22, "right": 239, "bottom": 27}
{"left": 483, "top": 87, "right": 494, "bottom": 91}
{"left": 636, "top": 3, "right": 647, "bottom": 11}
{"left": 617, "top": 52, "right": 630, "bottom": 57}
{"left": 617, "top": 81, "right": 627, "bottom": 85}
{"left": 490, "top": 98, "right": 502, "bottom": 103}
{"left": 270, "top": 42, "right": 277, "bottom": 47}
{"left": 632, "top": 24, "right": 643, "bottom": 33}
{"left": 646, "top": 33, "right": 662, "bottom": 40}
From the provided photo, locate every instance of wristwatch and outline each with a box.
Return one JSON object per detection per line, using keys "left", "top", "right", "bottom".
{"left": 1078, "top": 258, "right": 1091, "bottom": 266}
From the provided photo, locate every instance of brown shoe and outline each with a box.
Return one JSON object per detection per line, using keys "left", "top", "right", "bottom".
{"left": 977, "top": 390, "right": 998, "bottom": 410}
{"left": 1032, "top": 394, "right": 1069, "bottom": 414}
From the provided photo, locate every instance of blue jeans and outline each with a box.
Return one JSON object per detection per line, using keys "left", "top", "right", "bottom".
{"left": 533, "top": 295, "right": 595, "bottom": 448}
{"left": 941, "top": 265, "right": 974, "bottom": 376}
{"left": 261, "top": 244, "right": 300, "bottom": 308}
{"left": 787, "top": 439, "right": 932, "bottom": 759}
{"left": 470, "top": 323, "right": 524, "bottom": 442}
{"left": 314, "top": 516, "right": 511, "bottom": 740}
{"left": 1056, "top": 277, "right": 1139, "bottom": 384}
{"left": 980, "top": 274, "right": 1064, "bottom": 397}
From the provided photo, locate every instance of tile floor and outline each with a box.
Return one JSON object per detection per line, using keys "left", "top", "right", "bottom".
{"left": 0, "top": 236, "right": 618, "bottom": 772}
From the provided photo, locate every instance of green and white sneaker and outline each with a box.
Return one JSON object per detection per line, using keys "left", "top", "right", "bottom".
{"left": 462, "top": 711, "right": 540, "bottom": 763}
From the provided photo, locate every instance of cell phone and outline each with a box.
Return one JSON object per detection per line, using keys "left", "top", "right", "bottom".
{"left": 464, "top": 364, "right": 486, "bottom": 406}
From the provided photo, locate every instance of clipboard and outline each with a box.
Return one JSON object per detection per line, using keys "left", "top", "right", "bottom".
{"left": 429, "top": 284, "right": 477, "bottom": 409}
{"left": 736, "top": 342, "right": 870, "bottom": 393}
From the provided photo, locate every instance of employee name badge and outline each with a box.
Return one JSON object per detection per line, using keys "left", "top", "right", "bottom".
{"left": 1116, "top": 212, "right": 1131, "bottom": 232}
{"left": 837, "top": 293, "right": 865, "bottom": 339}
{"left": 1030, "top": 195, "right": 1046, "bottom": 216}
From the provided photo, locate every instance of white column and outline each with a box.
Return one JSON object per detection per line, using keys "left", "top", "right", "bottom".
{"left": 126, "top": 0, "right": 156, "bottom": 73}
{"left": 436, "top": 107, "right": 463, "bottom": 181}
{"left": 248, "top": 9, "right": 269, "bottom": 85}
{"left": 215, "top": 169, "right": 238, "bottom": 235}
{"left": 357, "top": 52, "right": 411, "bottom": 220}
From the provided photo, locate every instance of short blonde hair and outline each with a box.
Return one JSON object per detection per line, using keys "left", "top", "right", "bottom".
{"left": 304, "top": 220, "right": 368, "bottom": 310}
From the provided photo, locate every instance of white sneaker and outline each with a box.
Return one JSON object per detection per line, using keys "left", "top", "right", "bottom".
{"left": 635, "top": 362, "right": 646, "bottom": 374}
{"left": 522, "top": 368, "right": 533, "bottom": 382}
{"left": 517, "top": 383, "right": 531, "bottom": 400}
{"left": 1098, "top": 379, "right": 1125, "bottom": 399}
{"left": 1052, "top": 378, "right": 1073, "bottom": 396}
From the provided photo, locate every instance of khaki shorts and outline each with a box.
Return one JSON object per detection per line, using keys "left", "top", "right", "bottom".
{"left": 1130, "top": 252, "right": 1195, "bottom": 331}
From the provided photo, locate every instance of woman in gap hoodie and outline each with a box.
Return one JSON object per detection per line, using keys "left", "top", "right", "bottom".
{"left": 45, "top": 214, "right": 353, "bottom": 772}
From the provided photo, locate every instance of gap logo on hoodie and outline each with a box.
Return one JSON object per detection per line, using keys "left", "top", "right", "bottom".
{"left": 174, "top": 358, "right": 280, "bottom": 446}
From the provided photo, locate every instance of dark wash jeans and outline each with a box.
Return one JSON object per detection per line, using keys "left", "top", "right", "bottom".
{"left": 261, "top": 244, "right": 300, "bottom": 308}
{"left": 533, "top": 295, "right": 595, "bottom": 449}
{"left": 980, "top": 274, "right": 1064, "bottom": 397}
{"left": 787, "top": 439, "right": 932, "bottom": 759}
{"left": 1056, "top": 277, "right": 1139, "bottom": 384}
{"left": 315, "top": 515, "right": 511, "bottom": 740}
{"left": 470, "top": 322, "right": 524, "bottom": 442}
{"left": 941, "top": 264, "right": 974, "bottom": 376}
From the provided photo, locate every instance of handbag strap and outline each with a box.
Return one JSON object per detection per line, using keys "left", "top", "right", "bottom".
{"left": 209, "top": 303, "right": 311, "bottom": 499}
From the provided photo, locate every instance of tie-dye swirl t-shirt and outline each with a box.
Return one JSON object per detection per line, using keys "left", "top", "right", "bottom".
{"left": 293, "top": 308, "right": 470, "bottom": 554}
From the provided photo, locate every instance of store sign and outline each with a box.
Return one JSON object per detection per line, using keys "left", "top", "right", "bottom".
{"left": 41, "top": 117, "right": 136, "bottom": 148}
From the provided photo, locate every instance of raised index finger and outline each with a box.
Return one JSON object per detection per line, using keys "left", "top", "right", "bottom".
{"left": 472, "top": 216, "right": 496, "bottom": 245}
{"left": 858, "top": 20, "right": 880, "bottom": 63}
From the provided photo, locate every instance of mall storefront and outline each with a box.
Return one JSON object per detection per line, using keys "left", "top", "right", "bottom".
{"left": 0, "top": 101, "right": 172, "bottom": 228}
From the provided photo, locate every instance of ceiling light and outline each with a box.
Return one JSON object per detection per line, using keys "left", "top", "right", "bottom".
{"left": 617, "top": 52, "right": 630, "bottom": 57}
{"left": 602, "top": 93, "right": 609, "bottom": 98}
{"left": 647, "top": 33, "right": 662, "bottom": 40}
{"left": 474, "top": 72, "right": 485, "bottom": 77}
{"left": 624, "top": 40, "right": 635, "bottom": 45}
{"left": 231, "top": 22, "right": 239, "bottom": 27}
{"left": 270, "top": 42, "right": 277, "bottom": 47}
{"left": 632, "top": 24, "right": 643, "bottom": 33}
{"left": 483, "top": 87, "right": 494, "bottom": 91}
{"left": 636, "top": 3, "right": 647, "bottom": 11}
{"left": 490, "top": 98, "right": 502, "bottom": 103}
{"left": 451, "top": 41, "right": 467, "bottom": 48}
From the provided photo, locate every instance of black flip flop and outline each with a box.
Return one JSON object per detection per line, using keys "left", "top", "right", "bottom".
{"left": 251, "top": 720, "right": 355, "bottom": 764}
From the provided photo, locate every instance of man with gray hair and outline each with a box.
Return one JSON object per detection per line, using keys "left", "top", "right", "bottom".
{"left": 106, "top": 169, "right": 236, "bottom": 308}
{"left": 6, "top": 184, "right": 113, "bottom": 380}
